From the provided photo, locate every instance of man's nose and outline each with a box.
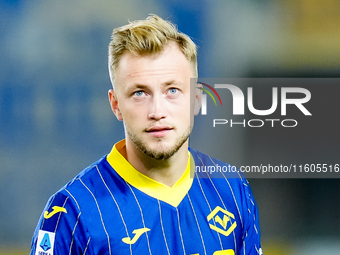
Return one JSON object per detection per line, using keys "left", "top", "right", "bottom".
{"left": 148, "top": 95, "right": 167, "bottom": 120}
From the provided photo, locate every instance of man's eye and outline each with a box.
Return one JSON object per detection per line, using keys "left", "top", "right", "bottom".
{"left": 134, "top": 91, "right": 145, "bottom": 97}
{"left": 168, "top": 88, "right": 178, "bottom": 94}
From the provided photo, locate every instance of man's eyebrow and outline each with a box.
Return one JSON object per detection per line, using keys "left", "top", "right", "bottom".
{"left": 131, "top": 80, "right": 178, "bottom": 88}
{"left": 163, "top": 80, "right": 177, "bottom": 86}
{"left": 131, "top": 84, "right": 148, "bottom": 89}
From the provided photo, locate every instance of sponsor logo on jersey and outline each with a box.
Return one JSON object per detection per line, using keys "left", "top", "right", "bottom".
{"left": 122, "top": 227, "right": 150, "bottom": 244}
{"left": 35, "top": 230, "right": 55, "bottom": 255}
{"left": 44, "top": 206, "right": 67, "bottom": 219}
{"left": 207, "top": 206, "right": 237, "bottom": 236}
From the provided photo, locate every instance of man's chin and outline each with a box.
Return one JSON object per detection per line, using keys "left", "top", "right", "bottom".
{"left": 127, "top": 127, "right": 191, "bottom": 160}
{"left": 140, "top": 144, "right": 181, "bottom": 160}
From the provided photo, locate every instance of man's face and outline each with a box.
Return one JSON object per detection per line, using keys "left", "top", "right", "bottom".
{"left": 109, "top": 42, "right": 200, "bottom": 160}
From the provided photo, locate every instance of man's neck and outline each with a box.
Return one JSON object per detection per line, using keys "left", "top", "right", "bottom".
{"left": 123, "top": 139, "right": 189, "bottom": 187}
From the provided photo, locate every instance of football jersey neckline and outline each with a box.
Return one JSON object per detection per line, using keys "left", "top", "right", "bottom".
{"left": 106, "top": 139, "right": 194, "bottom": 207}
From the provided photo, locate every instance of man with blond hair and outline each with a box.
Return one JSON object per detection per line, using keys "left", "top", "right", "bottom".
{"left": 31, "top": 15, "right": 262, "bottom": 255}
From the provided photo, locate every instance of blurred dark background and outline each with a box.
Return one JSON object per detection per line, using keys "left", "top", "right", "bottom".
{"left": 0, "top": 0, "right": 339, "bottom": 254}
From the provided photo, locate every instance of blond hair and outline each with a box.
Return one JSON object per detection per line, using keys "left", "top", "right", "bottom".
{"left": 108, "top": 14, "right": 197, "bottom": 86}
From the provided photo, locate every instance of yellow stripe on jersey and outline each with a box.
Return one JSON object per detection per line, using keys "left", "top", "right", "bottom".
{"left": 106, "top": 140, "right": 194, "bottom": 207}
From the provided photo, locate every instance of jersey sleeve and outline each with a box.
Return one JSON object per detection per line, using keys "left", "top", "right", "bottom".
{"left": 240, "top": 179, "right": 263, "bottom": 255}
{"left": 30, "top": 190, "right": 90, "bottom": 255}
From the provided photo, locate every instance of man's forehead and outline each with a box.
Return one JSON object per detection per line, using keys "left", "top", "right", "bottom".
{"left": 118, "top": 44, "right": 188, "bottom": 71}
{"left": 126, "top": 68, "right": 181, "bottom": 78}
{"left": 114, "top": 44, "right": 193, "bottom": 89}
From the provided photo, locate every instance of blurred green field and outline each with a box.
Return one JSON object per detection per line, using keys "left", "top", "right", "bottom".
{"left": 0, "top": 249, "right": 30, "bottom": 255}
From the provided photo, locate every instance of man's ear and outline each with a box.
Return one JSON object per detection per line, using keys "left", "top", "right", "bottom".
{"left": 194, "top": 83, "right": 203, "bottom": 116}
{"left": 108, "top": 89, "right": 123, "bottom": 121}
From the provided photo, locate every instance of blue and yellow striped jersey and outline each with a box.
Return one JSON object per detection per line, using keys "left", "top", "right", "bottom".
{"left": 31, "top": 140, "right": 262, "bottom": 255}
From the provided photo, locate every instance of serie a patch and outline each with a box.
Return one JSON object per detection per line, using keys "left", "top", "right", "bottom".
{"left": 35, "top": 230, "right": 55, "bottom": 255}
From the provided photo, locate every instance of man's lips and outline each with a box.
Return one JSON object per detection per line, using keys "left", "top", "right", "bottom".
{"left": 145, "top": 125, "right": 173, "bottom": 137}
{"left": 146, "top": 125, "right": 173, "bottom": 132}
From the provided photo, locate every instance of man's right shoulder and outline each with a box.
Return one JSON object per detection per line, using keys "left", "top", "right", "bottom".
{"left": 31, "top": 156, "right": 113, "bottom": 255}
{"left": 59, "top": 156, "right": 105, "bottom": 189}
{"left": 53, "top": 155, "right": 119, "bottom": 205}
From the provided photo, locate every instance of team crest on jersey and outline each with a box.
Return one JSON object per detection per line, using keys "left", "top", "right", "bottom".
{"left": 35, "top": 230, "right": 55, "bottom": 255}
{"left": 207, "top": 206, "right": 237, "bottom": 236}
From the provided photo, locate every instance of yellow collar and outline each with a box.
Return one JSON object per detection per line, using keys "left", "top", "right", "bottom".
{"left": 106, "top": 140, "right": 194, "bottom": 207}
